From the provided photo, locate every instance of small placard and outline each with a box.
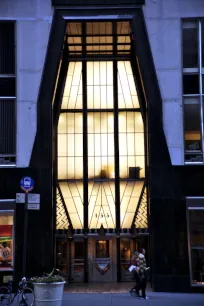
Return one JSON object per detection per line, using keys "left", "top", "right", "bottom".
{"left": 16, "top": 193, "right": 25, "bottom": 203}
{"left": 28, "top": 194, "right": 40, "bottom": 204}
{"left": 27, "top": 203, "right": 40, "bottom": 210}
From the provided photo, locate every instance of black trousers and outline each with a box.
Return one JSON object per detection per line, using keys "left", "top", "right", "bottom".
{"left": 136, "top": 276, "right": 146, "bottom": 298}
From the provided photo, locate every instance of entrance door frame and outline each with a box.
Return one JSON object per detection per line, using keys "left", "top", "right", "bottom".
{"left": 31, "top": 3, "right": 166, "bottom": 284}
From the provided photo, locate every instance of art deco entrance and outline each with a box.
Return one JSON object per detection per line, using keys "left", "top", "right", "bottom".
{"left": 54, "top": 18, "right": 149, "bottom": 282}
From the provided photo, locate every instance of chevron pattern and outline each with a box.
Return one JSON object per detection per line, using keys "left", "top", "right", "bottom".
{"left": 56, "top": 190, "right": 69, "bottom": 230}
{"left": 135, "top": 188, "right": 148, "bottom": 228}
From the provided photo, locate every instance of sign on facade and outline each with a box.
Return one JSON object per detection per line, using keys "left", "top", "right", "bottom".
{"left": 20, "top": 176, "right": 34, "bottom": 192}
{"left": 16, "top": 193, "right": 25, "bottom": 203}
{"left": 27, "top": 204, "right": 40, "bottom": 210}
{"left": 28, "top": 194, "right": 40, "bottom": 204}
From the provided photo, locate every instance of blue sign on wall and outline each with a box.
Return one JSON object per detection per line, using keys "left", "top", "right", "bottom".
{"left": 20, "top": 177, "right": 34, "bottom": 192}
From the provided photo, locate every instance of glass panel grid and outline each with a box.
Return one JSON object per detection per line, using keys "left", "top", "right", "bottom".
{"left": 119, "top": 112, "right": 145, "bottom": 178}
{"left": 57, "top": 56, "right": 146, "bottom": 231}
{"left": 118, "top": 61, "right": 139, "bottom": 109}
{"left": 88, "top": 112, "right": 115, "bottom": 179}
{"left": 188, "top": 206, "right": 204, "bottom": 286}
{"left": 182, "top": 20, "right": 204, "bottom": 163}
{"left": 88, "top": 182, "right": 115, "bottom": 229}
{"left": 58, "top": 113, "right": 83, "bottom": 180}
{"left": 87, "top": 61, "right": 113, "bottom": 109}
{"left": 62, "top": 62, "right": 82, "bottom": 109}
{"left": 120, "top": 181, "right": 143, "bottom": 229}
{"left": 66, "top": 21, "right": 131, "bottom": 56}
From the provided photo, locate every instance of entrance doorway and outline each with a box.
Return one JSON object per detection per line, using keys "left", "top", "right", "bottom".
{"left": 54, "top": 17, "right": 149, "bottom": 283}
{"left": 71, "top": 239, "right": 84, "bottom": 282}
{"left": 88, "top": 237, "right": 117, "bottom": 282}
{"left": 56, "top": 234, "right": 149, "bottom": 283}
{"left": 120, "top": 238, "right": 135, "bottom": 281}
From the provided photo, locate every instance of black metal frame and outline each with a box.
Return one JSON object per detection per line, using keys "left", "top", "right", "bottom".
{"left": 31, "top": 6, "right": 155, "bottom": 283}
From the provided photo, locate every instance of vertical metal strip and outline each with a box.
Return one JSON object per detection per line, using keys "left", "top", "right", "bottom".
{"left": 113, "top": 21, "right": 121, "bottom": 282}
{"left": 199, "top": 21, "right": 204, "bottom": 162}
{"left": 186, "top": 203, "right": 193, "bottom": 286}
{"left": 82, "top": 22, "right": 89, "bottom": 283}
{"left": 53, "top": 35, "right": 69, "bottom": 269}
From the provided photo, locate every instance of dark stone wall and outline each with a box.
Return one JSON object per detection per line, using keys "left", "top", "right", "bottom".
{"left": 131, "top": 10, "right": 204, "bottom": 293}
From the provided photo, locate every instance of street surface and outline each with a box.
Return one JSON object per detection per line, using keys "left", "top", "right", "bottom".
{"left": 62, "top": 292, "right": 204, "bottom": 306}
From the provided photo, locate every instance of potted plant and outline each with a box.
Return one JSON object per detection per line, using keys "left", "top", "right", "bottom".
{"left": 31, "top": 269, "right": 65, "bottom": 306}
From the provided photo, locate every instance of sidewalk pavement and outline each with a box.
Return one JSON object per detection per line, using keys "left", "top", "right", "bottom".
{"left": 62, "top": 292, "right": 204, "bottom": 306}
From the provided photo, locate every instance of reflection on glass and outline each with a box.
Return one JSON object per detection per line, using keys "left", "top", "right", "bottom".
{"left": 56, "top": 240, "right": 67, "bottom": 272}
{"left": 0, "top": 212, "right": 13, "bottom": 270}
{"left": 58, "top": 113, "right": 83, "bottom": 179}
{"left": 120, "top": 239, "right": 131, "bottom": 261}
{"left": 184, "top": 103, "right": 201, "bottom": 151}
{"left": 87, "top": 62, "right": 113, "bottom": 109}
{"left": 119, "top": 112, "right": 145, "bottom": 178}
{"left": 75, "top": 242, "right": 84, "bottom": 259}
{"left": 61, "top": 62, "right": 82, "bottom": 109}
{"left": 88, "top": 182, "right": 115, "bottom": 229}
{"left": 88, "top": 112, "right": 114, "bottom": 179}
{"left": 59, "top": 182, "right": 84, "bottom": 229}
{"left": 96, "top": 240, "right": 109, "bottom": 258}
{"left": 191, "top": 249, "right": 204, "bottom": 285}
{"left": 183, "top": 74, "right": 199, "bottom": 94}
{"left": 118, "top": 61, "right": 139, "bottom": 108}
{"left": 120, "top": 181, "right": 144, "bottom": 228}
{"left": 182, "top": 24, "right": 198, "bottom": 68}
{"left": 189, "top": 210, "right": 204, "bottom": 246}
{"left": 189, "top": 209, "right": 204, "bottom": 285}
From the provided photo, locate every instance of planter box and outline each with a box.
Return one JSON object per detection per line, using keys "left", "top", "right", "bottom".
{"left": 33, "top": 282, "right": 65, "bottom": 306}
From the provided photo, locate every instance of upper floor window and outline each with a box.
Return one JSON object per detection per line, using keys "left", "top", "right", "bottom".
{"left": 182, "top": 20, "right": 204, "bottom": 164}
{"left": 0, "top": 22, "right": 16, "bottom": 166}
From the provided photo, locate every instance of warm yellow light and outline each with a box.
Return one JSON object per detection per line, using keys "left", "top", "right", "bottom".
{"left": 62, "top": 62, "right": 82, "bottom": 109}
{"left": 88, "top": 182, "right": 115, "bottom": 229}
{"left": 88, "top": 112, "right": 115, "bottom": 178}
{"left": 58, "top": 113, "right": 83, "bottom": 179}
{"left": 185, "top": 131, "right": 201, "bottom": 140}
{"left": 119, "top": 112, "right": 145, "bottom": 179}
{"left": 118, "top": 61, "right": 139, "bottom": 109}
{"left": 59, "top": 182, "right": 84, "bottom": 229}
{"left": 120, "top": 181, "right": 144, "bottom": 228}
{"left": 87, "top": 61, "right": 113, "bottom": 109}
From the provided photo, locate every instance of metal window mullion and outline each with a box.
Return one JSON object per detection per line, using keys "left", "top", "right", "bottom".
{"left": 198, "top": 21, "right": 204, "bottom": 163}
{"left": 81, "top": 22, "right": 88, "bottom": 283}
{"left": 113, "top": 21, "right": 121, "bottom": 282}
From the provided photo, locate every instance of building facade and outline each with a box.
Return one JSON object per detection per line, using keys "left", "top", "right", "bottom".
{"left": 0, "top": 0, "right": 204, "bottom": 292}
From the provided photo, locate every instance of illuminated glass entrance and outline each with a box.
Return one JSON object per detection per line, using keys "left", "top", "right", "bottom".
{"left": 56, "top": 21, "right": 147, "bottom": 233}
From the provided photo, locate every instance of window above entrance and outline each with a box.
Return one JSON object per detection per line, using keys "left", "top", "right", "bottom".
{"left": 55, "top": 19, "right": 148, "bottom": 233}
{"left": 66, "top": 21, "right": 131, "bottom": 57}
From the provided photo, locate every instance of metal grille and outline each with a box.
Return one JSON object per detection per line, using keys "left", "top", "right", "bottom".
{"left": 0, "top": 22, "right": 16, "bottom": 163}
